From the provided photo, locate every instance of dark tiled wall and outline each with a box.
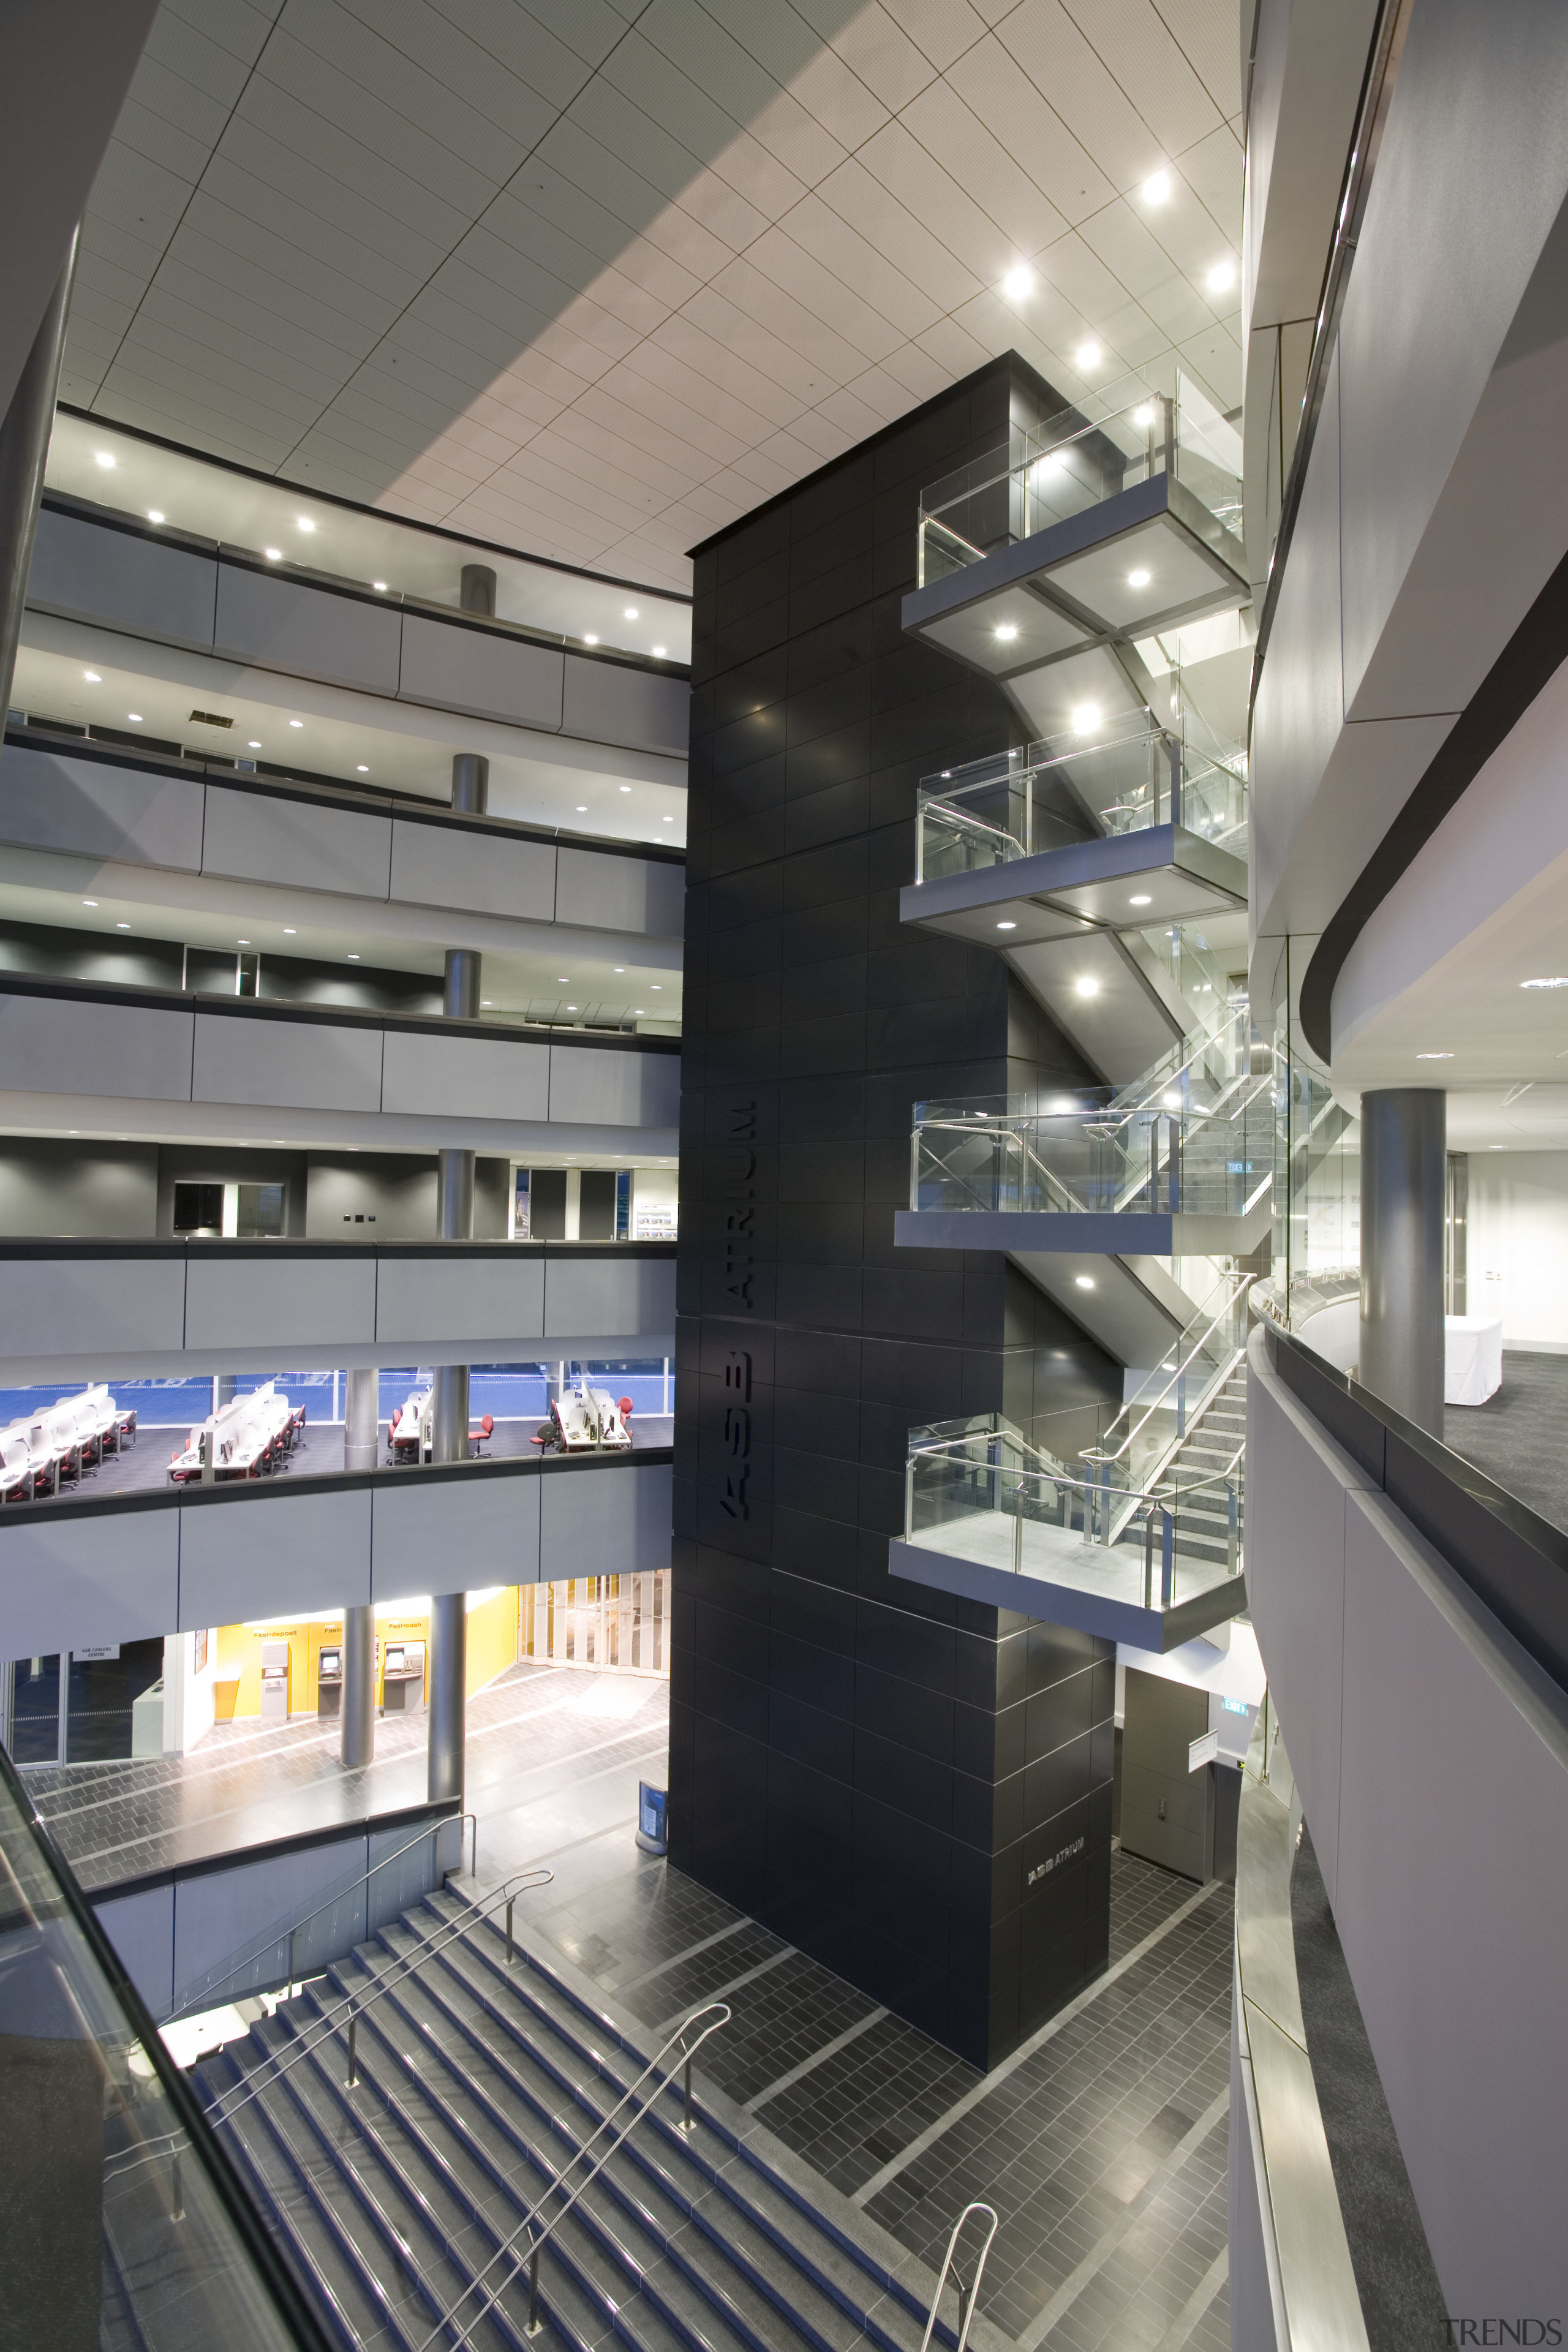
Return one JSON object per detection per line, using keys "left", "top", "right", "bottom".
{"left": 671, "top": 356, "right": 1121, "bottom": 2069}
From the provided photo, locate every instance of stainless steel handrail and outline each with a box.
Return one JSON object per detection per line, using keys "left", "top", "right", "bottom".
{"left": 919, "top": 2201, "right": 999, "bottom": 2352}
{"left": 415, "top": 1999, "right": 731, "bottom": 2352}
{"left": 168, "top": 1809, "right": 478, "bottom": 2022}
{"left": 1085, "top": 1276, "right": 1253, "bottom": 1471}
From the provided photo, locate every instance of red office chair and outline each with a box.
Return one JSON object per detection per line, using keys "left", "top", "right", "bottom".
{"left": 469, "top": 1413, "right": 494, "bottom": 1455}
{"left": 618, "top": 1396, "right": 634, "bottom": 1420}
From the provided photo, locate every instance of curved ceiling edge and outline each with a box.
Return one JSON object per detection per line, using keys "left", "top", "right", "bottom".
{"left": 1299, "top": 543, "right": 1568, "bottom": 1062}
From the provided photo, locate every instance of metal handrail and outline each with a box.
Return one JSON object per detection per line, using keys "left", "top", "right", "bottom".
{"left": 1085, "top": 1275, "right": 1253, "bottom": 1470}
{"left": 168, "top": 1809, "right": 478, "bottom": 2022}
{"left": 414, "top": 1999, "right": 731, "bottom": 2352}
{"left": 919, "top": 2201, "right": 998, "bottom": 2352}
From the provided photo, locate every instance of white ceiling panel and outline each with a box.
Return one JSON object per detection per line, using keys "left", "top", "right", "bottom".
{"left": 69, "top": 0, "right": 1243, "bottom": 590}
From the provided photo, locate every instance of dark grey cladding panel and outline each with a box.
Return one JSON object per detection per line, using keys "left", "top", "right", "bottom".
{"left": 673, "top": 358, "right": 1124, "bottom": 2071}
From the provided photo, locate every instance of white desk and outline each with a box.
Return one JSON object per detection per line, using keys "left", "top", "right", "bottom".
{"left": 1445, "top": 1315, "right": 1503, "bottom": 1406}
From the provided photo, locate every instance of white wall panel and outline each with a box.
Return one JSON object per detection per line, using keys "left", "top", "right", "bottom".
{"left": 548, "top": 1043, "right": 680, "bottom": 1128}
{"left": 184, "top": 1256, "right": 377, "bottom": 1352}
{"left": 0, "top": 744, "right": 204, "bottom": 869}
{"left": 380, "top": 1028, "right": 548, "bottom": 1122}
{"left": 0, "top": 1510, "right": 179, "bottom": 1654}
{"left": 560, "top": 655, "right": 690, "bottom": 757}
{"left": 178, "top": 1487, "right": 372, "bottom": 1624}
{"left": 369, "top": 1473, "right": 536, "bottom": 1597}
{"left": 389, "top": 819, "right": 556, "bottom": 922}
{"left": 0, "top": 1256, "right": 184, "bottom": 1364}
{"left": 202, "top": 786, "right": 391, "bottom": 899}
{"left": 92, "top": 1888, "right": 175, "bottom": 2018}
{"left": 29, "top": 508, "right": 217, "bottom": 646}
{"left": 214, "top": 563, "right": 402, "bottom": 694}
{"left": 0, "top": 993, "right": 193, "bottom": 1101}
{"left": 192, "top": 1012, "right": 383, "bottom": 1112}
{"left": 374, "top": 1256, "right": 545, "bottom": 1349}
{"left": 556, "top": 845, "right": 684, "bottom": 938}
{"left": 539, "top": 1460, "right": 672, "bottom": 1578}
{"left": 399, "top": 613, "right": 564, "bottom": 731}
{"left": 542, "top": 1254, "right": 676, "bottom": 1343}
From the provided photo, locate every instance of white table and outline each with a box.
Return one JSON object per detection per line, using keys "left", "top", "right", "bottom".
{"left": 1444, "top": 1315, "right": 1503, "bottom": 1406}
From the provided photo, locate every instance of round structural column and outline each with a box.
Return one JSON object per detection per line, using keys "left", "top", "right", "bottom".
{"left": 451, "top": 752, "right": 489, "bottom": 814}
{"left": 443, "top": 946, "right": 480, "bottom": 1021}
{"left": 1359, "top": 1087, "right": 1446, "bottom": 1434}
{"left": 428, "top": 1591, "right": 466, "bottom": 1804}
{"left": 344, "top": 1366, "right": 379, "bottom": 1472}
{"left": 459, "top": 563, "right": 496, "bottom": 615}
{"left": 340, "top": 1604, "right": 375, "bottom": 1770}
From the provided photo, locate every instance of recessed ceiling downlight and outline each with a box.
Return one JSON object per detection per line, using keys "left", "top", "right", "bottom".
{"left": 1416, "top": 1052, "right": 1453, "bottom": 1060}
{"left": 1075, "top": 976, "right": 1099, "bottom": 998}
{"left": 1520, "top": 976, "right": 1568, "bottom": 989}
{"left": 1075, "top": 1275, "right": 1096, "bottom": 1290}
{"left": 994, "top": 622, "right": 1019, "bottom": 643}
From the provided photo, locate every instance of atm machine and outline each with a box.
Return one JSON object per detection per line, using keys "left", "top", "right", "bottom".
{"left": 259, "top": 1639, "right": 290, "bottom": 1724}
{"left": 316, "top": 1641, "right": 342, "bottom": 1721}
{"left": 381, "top": 1639, "right": 426, "bottom": 1715}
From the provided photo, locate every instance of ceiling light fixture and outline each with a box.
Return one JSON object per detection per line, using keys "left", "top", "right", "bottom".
{"left": 147, "top": 510, "right": 165, "bottom": 524}
{"left": 296, "top": 518, "right": 315, "bottom": 532}
{"left": 1128, "top": 568, "right": 1151, "bottom": 587}
{"left": 1076, "top": 341, "right": 1101, "bottom": 369}
{"left": 482, "top": 998, "right": 492, "bottom": 1006}
{"left": 288, "top": 718, "right": 303, "bottom": 728}
{"left": 1070, "top": 703, "right": 1101, "bottom": 735}
{"left": 283, "top": 927, "right": 296, "bottom": 934}
{"left": 264, "top": 548, "right": 282, "bottom": 561}
{"left": 1207, "top": 262, "right": 1235, "bottom": 294}
{"left": 1520, "top": 976, "right": 1568, "bottom": 989}
{"left": 1001, "top": 265, "right": 1033, "bottom": 300}
{"left": 356, "top": 763, "right": 368, "bottom": 772}
{"left": 557, "top": 976, "right": 569, "bottom": 983}
{"left": 116, "top": 921, "right": 129, "bottom": 929}
{"left": 1129, "top": 894, "right": 1152, "bottom": 906}
{"left": 650, "top": 985, "right": 662, "bottom": 991}
{"left": 83, "top": 899, "right": 98, "bottom": 907}
{"left": 652, "top": 645, "right": 666, "bottom": 658}
{"left": 1142, "top": 171, "right": 1171, "bottom": 204}
{"left": 372, "top": 581, "right": 387, "bottom": 592}
{"left": 83, "top": 669, "right": 100, "bottom": 682}
{"left": 624, "top": 606, "right": 639, "bottom": 619}
{"left": 997, "top": 920, "right": 1017, "bottom": 930}
{"left": 633, "top": 1008, "right": 646, "bottom": 1015}
{"left": 347, "top": 952, "right": 359, "bottom": 960}
{"left": 248, "top": 740, "right": 261, "bottom": 748}
{"left": 95, "top": 451, "right": 116, "bottom": 469}
{"left": 237, "top": 939, "right": 250, "bottom": 946}
{"left": 584, "top": 633, "right": 599, "bottom": 645}
{"left": 576, "top": 804, "right": 587, "bottom": 812}
{"left": 1133, "top": 402, "right": 1155, "bottom": 426}
{"left": 1075, "top": 976, "right": 1099, "bottom": 997}
{"left": 994, "top": 622, "right": 1019, "bottom": 643}
{"left": 1416, "top": 1052, "right": 1453, "bottom": 1060}
{"left": 1075, "top": 1274, "right": 1096, "bottom": 1290}
{"left": 614, "top": 967, "right": 624, "bottom": 974}
{"left": 619, "top": 784, "right": 631, "bottom": 792}
{"left": 127, "top": 713, "right": 142, "bottom": 723}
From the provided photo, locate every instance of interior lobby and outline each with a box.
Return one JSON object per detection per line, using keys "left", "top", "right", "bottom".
{"left": 2, "top": 2, "right": 1565, "bottom": 2347}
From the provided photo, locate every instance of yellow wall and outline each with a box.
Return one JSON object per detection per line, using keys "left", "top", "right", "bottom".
{"left": 216, "top": 1592, "right": 521, "bottom": 1717}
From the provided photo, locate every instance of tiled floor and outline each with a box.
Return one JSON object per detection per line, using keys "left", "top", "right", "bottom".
{"left": 36, "top": 1663, "right": 1231, "bottom": 2349}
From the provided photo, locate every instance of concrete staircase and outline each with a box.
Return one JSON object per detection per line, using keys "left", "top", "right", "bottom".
{"left": 197, "top": 1890, "right": 956, "bottom": 2352}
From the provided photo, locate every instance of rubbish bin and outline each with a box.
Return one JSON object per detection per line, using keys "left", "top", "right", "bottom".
{"left": 635, "top": 1781, "right": 668, "bottom": 1856}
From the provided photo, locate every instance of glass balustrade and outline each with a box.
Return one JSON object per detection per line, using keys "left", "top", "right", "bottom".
{"left": 917, "top": 372, "right": 1243, "bottom": 587}
{"left": 903, "top": 1415, "right": 1244, "bottom": 1608}
{"left": 1082, "top": 1269, "right": 1253, "bottom": 1509}
{"left": 914, "top": 717, "right": 1247, "bottom": 881}
{"left": 0, "top": 1743, "right": 330, "bottom": 2351}
{"left": 911, "top": 1065, "right": 1274, "bottom": 1222}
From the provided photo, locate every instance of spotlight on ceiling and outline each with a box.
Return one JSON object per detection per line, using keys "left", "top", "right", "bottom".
{"left": 147, "top": 510, "right": 165, "bottom": 524}
{"left": 1070, "top": 703, "right": 1101, "bottom": 735}
{"left": 1416, "top": 1052, "right": 1453, "bottom": 1060}
{"left": 1076, "top": 341, "right": 1101, "bottom": 369}
{"left": 1142, "top": 171, "right": 1171, "bottom": 204}
{"left": 1075, "top": 976, "right": 1099, "bottom": 998}
{"left": 1001, "top": 266, "right": 1033, "bottom": 301}
{"left": 1521, "top": 976, "right": 1568, "bottom": 989}
{"left": 994, "top": 622, "right": 1019, "bottom": 642}
{"left": 1207, "top": 262, "right": 1235, "bottom": 293}
{"left": 1129, "top": 894, "right": 1152, "bottom": 907}
{"left": 1075, "top": 1274, "right": 1096, "bottom": 1290}
{"left": 996, "top": 921, "right": 1017, "bottom": 930}
{"left": 1128, "top": 568, "right": 1151, "bottom": 587}
{"left": 94, "top": 451, "right": 116, "bottom": 469}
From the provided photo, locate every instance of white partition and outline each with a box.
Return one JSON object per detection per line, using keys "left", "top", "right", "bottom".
{"left": 184, "top": 1256, "right": 378, "bottom": 1353}
{"left": 548, "top": 1042, "right": 680, "bottom": 1127}
{"left": 560, "top": 656, "right": 690, "bottom": 758}
{"left": 380, "top": 1027, "right": 548, "bottom": 1121}
{"left": 29, "top": 508, "right": 218, "bottom": 646}
{"left": 214, "top": 562, "right": 402, "bottom": 694}
{"left": 0, "top": 1256, "right": 186, "bottom": 1362}
{"left": 388, "top": 818, "right": 557, "bottom": 921}
{"left": 0, "top": 743, "right": 205, "bottom": 869}
{"left": 370, "top": 1472, "right": 538, "bottom": 1595}
{"left": 178, "top": 1487, "right": 372, "bottom": 1624}
{"left": 203, "top": 786, "right": 392, "bottom": 899}
{"left": 399, "top": 612, "right": 564, "bottom": 731}
{"left": 92, "top": 1887, "right": 176, "bottom": 2018}
{"left": 539, "top": 1458, "right": 672, "bottom": 1577}
{"left": 0, "top": 1510, "right": 179, "bottom": 1654}
{"left": 542, "top": 1253, "right": 676, "bottom": 1343}
{"left": 374, "top": 1254, "right": 545, "bottom": 1349}
{"left": 557, "top": 844, "right": 685, "bottom": 938}
{"left": 192, "top": 1011, "right": 383, "bottom": 1112}
{"left": 0, "top": 993, "right": 194, "bottom": 1100}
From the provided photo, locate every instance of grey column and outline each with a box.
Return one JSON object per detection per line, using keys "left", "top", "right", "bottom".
{"left": 428, "top": 1591, "right": 466, "bottom": 1804}
{"left": 344, "top": 1366, "right": 379, "bottom": 1471}
{"left": 459, "top": 563, "right": 496, "bottom": 615}
{"left": 341, "top": 1603, "right": 374, "bottom": 1770}
{"left": 443, "top": 946, "right": 480, "bottom": 1020}
{"left": 1359, "top": 1088, "right": 1446, "bottom": 1434}
{"left": 214, "top": 1373, "right": 236, "bottom": 1411}
{"left": 0, "top": 228, "right": 77, "bottom": 716}
{"left": 451, "top": 752, "right": 489, "bottom": 814}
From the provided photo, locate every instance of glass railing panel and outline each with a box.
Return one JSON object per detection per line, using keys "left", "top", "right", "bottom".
{"left": 0, "top": 1746, "right": 330, "bottom": 2351}
{"left": 916, "top": 374, "right": 1243, "bottom": 587}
